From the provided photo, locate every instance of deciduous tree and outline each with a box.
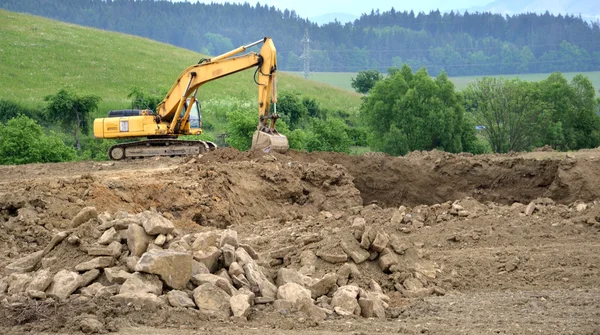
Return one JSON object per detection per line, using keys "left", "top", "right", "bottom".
{"left": 44, "top": 89, "right": 101, "bottom": 151}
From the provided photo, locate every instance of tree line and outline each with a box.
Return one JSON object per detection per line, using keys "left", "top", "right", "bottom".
{"left": 1, "top": 67, "right": 599, "bottom": 165}
{"left": 1, "top": 0, "right": 599, "bottom": 75}
{"left": 3, "top": 67, "right": 600, "bottom": 166}
{"left": 358, "top": 67, "right": 600, "bottom": 154}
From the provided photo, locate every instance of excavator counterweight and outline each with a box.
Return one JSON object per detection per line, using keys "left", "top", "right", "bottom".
{"left": 93, "top": 37, "right": 288, "bottom": 159}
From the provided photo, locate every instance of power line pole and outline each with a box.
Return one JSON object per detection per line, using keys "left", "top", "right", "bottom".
{"left": 300, "top": 28, "right": 310, "bottom": 79}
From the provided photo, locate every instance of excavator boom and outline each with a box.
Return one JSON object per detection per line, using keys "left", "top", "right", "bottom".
{"left": 93, "top": 37, "right": 288, "bottom": 159}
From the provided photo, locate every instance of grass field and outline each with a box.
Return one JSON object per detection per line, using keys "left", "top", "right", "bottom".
{"left": 0, "top": 10, "right": 361, "bottom": 116}
{"left": 287, "top": 71, "right": 600, "bottom": 92}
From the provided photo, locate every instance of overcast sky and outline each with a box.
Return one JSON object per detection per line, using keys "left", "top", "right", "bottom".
{"left": 170, "top": 0, "right": 491, "bottom": 18}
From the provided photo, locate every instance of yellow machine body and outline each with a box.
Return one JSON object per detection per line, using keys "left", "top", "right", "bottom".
{"left": 93, "top": 37, "right": 287, "bottom": 159}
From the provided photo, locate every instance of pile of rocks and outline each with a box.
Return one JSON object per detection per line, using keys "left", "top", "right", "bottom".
{"left": 0, "top": 207, "right": 390, "bottom": 322}
{"left": 314, "top": 215, "right": 443, "bottom": 299}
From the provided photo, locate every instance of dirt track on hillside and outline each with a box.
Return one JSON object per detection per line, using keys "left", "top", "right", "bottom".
{"left": 1, "top": 148, "right": 599, "bottom": 334}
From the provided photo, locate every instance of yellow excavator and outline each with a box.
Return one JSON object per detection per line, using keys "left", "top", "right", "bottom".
{"left": 93, "top": 37, "right": 288, "bottom": 160}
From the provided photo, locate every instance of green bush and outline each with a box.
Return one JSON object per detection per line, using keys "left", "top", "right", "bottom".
{"left": 225, "top": 109, "right": 257, "bottom": 150}
{"left": 0, "top": 99, "right": 46, "bottom": 126}
{"left": 306, "top": 118, "right": 352, "bottom": 153}
{"left": 0, "top": 115, "right": 76, "bottom": 165}
{"left": 361, "top": 65, "right": 476, "bottom": 155}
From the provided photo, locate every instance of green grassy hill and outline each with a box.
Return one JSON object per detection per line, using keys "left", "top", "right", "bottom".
{"left": 290, "top": 71, "right": 600, "bottom": 92}
{"left": 0, "top": 9, "right": 361, "bottom": 115}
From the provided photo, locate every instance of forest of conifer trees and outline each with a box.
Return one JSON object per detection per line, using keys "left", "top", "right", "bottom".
{"left": 1, "top": 0, "right": 599, "bottom": 75}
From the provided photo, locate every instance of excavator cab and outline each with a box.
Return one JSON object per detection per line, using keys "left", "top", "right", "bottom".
{"left": 182, "top": 99, "right": 201, "bottom": 132}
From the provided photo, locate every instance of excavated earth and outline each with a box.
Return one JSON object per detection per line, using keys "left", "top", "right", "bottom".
{"left": 0, "top": 148, "right": 599, "bottom": 335}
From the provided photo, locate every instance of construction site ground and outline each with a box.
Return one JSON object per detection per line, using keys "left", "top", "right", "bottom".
{"left": 1, "top": 148, "right": 599, "bottom": 335}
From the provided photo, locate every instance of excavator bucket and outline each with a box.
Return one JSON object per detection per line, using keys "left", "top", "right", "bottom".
{"left": 252, "top": 130, "right": 289, "bottom": 153}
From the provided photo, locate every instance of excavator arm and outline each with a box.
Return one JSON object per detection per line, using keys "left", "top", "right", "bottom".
{"left": 157, "top": 37, "right": 287, "bottom": 151}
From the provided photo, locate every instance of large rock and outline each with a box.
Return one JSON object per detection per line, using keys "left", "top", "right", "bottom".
{"left": 299, "top": 249, "right": 317, "bottom": 275}
{"left": 340, "top": 238, "right": 370, "bottom": 264}
{"left": 239, "top": 244, "right": 259, "bottom": 260}
{"left": 228, "top": 262, "right": 244, "bottom": 277}
{"left": 234, "top": 247, "right": 254, "bottom": 266}
{"left": 79, "top": 269, "right": 101, "bottom": 288}
{"left": 220, "top": 229, "right": 238, "bottom": 248}
{"left": 41, "top": 231, "right": 69, "bottom": 255}
{"left": 135, "top": 249, "right": 192, "bottom": 290}
{"left": 378, "top": 251, "right": 398, "bottom": 272}
{"left": 124, "top": 256, "right": 140, "bottom": 272}
{"left": 154, "top": 234, "right": 167, "bottom": 246}
{"left": 221, "top": 244, "right": 236, "bottom": 268}
{"left": 4, "top": 250, "right": 44, "bottom": 274}
{"left": 231, "top": 274, "right": 251, "bottom": 290}
{"left": 140, "top": 211, "right": 174, "bottom": 235}
{"left": 351, "top": 217, "right": 366, "bottom": 240}
{"left": 193, "top": 246, "right": 221, "bottom": 273}
{"left": 46, "top": 270, "right": 82, "bottom": 300}
{"left": 358, "top": 297, "right": 374, "bottom": 318}
{"left": 119, "top": 272, "right": 163, "bottom": 295}
{"left": 169, "top": 239, "right": 191, "bottom": 253}
{"left": 243, "top": 262, "right": 277, "bottom": 299}
{"left": 7, "top": 273, "right": 32, "bottom": 294}
{"left": 27, "top": 269, "right": 53, "bottom": 292}
{"left": 127, "top": 224, "right": 153, "bottom": 257}
{"left": 361, "top": 289, "right": 388, "bottom": 319}
{"left": 113, "top": 218, "right": 140, "bottom": 230}
{"left": 104, "top": 267, "right": 133, "bottom": 284}
{"left": 276, "top": 268, "right": 315, "bottom": 287}
{"left": 191, "top": 273, "right": 234, "bottom": 296}
{"left": 390, "top": 211, "right": 404, "bottom": 226}
{"left": 193, "top": 283, "right": 231, "bottom": 318}
{"left": 388, "top": 235, "right": 409, "bottom": 254}
{"left": 72, "top": 207, "right": 98, "bottom": 228}
{"left": 331, "top": 285, "right": 361, "bottom": 316}
{"left": 95, "top": 285, "right": 120, "bottom": 298}
{"left": 230, "top": 293, "right": 253, "bottom": 319}
{"left": 191, "top": 231, "right": 220, "bottom": 251}
{"left": 87, "top": 241, "right": 122, "bottom": 257}
{"left": 360, "top": 227, "right": 377, "bottom": 250}
{"left": 337, "top": 263, "right": 360, "bottom": 286}
{"left": 80, "top": 283, "right": 105, "bottom": 297}
{"left": 167, "top": 290, "right": 196, "bottom": 308}
{"left": 309, "top": 273, "right": 338, "bottom": 299}
{"left": 98, "top": 228, "right": 120, "bottom": 245}
{"left": 192, "top": 260, "right": 210, "bottom": 276}
{"left": 296, "top": 298, "right": 328, "bottom": 321}
{"left": 371, "top": 232, "right": 389, "bottom": 252}
{"left": 316, "top": 247, "right": 348, "bottom": 264}
{"left": 112, "top": 292, "right": 164, "bottom": 310}
{"left": 75, "top": 257, "right": 114, "bottom": 272}
{"left": 277, "top": 282, "right": 312, "bottom": 304}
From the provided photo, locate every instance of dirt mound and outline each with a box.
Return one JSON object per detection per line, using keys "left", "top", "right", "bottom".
{"left": 1, "top": 148, "right": 600, "bottom": 334}
{"left": 248, "top": 149, "right": 600, "bottom": 207}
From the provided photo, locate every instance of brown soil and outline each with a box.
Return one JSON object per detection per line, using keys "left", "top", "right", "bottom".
{"left": 1, "top": 148, "right": 600, "bottom": 334}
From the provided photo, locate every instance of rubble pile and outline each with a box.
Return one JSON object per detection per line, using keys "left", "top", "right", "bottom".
{"left": 0, "top": 207, "right": 398, "bottom": 326}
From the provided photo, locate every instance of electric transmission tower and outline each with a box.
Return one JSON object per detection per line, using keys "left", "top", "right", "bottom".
{"left": 300, "top": 28, "right": 310, "bottom": 79}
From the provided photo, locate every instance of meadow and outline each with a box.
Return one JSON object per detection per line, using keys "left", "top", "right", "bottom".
{"left": 288, "top": 71, "right": 600, "bottom": 92}
{"left": 0, "top": 10, "right": 361, "bottom": 117}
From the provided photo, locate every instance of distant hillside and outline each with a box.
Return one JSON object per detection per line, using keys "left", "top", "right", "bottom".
{"left": 1, "top": 0, "right": 599, "bottom": 76}
{"left": 0, "top": 10, "right": 360, "bottom": 115}
{"left": 471, "top": 0, "right": 600, "bottom": 21}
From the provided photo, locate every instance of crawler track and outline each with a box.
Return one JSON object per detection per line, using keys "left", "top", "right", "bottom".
{"left": 108, "top": 139, "right": 217, "bottom": 160}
